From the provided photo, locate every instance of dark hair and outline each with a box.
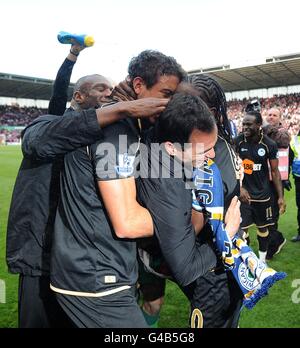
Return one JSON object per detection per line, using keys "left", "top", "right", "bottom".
{"left": 156, "top": 92, "right": 216, "bottom": 147}
{"left": 187, "top": 74, "right": 232, "bottom": 143}
{"left": 128, "top": 50, "right": 186, "bottom": 89}
{"left": 245, "top": 110, "right": 263, "bottom": 125}
{"left": 245, "top": 99, "right": 261, "bottom": 113}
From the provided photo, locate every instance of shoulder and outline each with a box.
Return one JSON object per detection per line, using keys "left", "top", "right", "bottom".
{"left": 21, "top": 115, "right": 60, "bottom": 136}
{"left": 91, "top": 119, "right": 140, "bottom": 180}
{"left": 261, "top": 135, "right": 278, "bottom": 158}
{"left": 262, "top": 134, "right": 277, "bottom": 148}
{"left": 103, "top": 118, "right": 137, "bottom": 140}
{"left": 91, "top": 118, "right": 139, "bottom": 151}
{"left": 234, "top": 134, "right": 244, "bottom": 146}
{"left": 29, "top": 114, "right": 60, "bottom": 124}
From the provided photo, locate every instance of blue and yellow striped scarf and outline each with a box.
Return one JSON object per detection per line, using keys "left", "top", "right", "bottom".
{"left": 192, "top": 160, "right": 286, "bottom": 309}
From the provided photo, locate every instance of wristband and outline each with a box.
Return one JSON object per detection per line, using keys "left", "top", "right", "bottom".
{"left": 70, "top": 49, "right": 79, "bottom": 57}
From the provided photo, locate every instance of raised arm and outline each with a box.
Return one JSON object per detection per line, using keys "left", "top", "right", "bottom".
{"left": 48, "top": 42, "right": 86, "bottom": 115}
{"left": 22, "top": 98, "right": 169, "bottom": 160}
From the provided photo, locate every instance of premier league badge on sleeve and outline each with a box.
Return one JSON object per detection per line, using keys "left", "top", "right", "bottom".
{"left": 115, "top": 153, "right": 135, "bottom": 177}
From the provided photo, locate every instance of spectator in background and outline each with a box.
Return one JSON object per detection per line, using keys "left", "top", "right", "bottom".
{"left": 263, "top": 107, "right": 289, "bottom": 259}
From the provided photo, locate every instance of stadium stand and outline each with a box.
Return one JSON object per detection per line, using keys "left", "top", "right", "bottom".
{"left": 0, "top": 72, "right": 75, "bottom": 144}
{"left": 227, "top": 93, "right": 300, "bottom": 135}
{"left": 0, "top": 105, "right": 47, "bottom": 144}
{"left": 0, "top": 73, "right": 74, "bottom": 100}
{"left": 188, "top": 53, "right": 300, "bottom": 92}
{"left": 1, "top": 52, "right": 300, "bottom": 144}
{"left": 1, "top": 94, "right": 300, "bottom": 144}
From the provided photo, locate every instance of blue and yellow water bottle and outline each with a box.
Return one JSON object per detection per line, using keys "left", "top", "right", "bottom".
{"left": 57, "top": 31, "right": 95, "bottom": 47}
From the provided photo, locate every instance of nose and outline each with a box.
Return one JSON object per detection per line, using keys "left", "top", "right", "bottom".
{"left": 103, "top": 88, "right": 112, "bottom": 97}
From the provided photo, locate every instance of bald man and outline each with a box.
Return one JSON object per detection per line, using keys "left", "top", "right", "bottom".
{"left": 69, "top": 74, "right": 113, "bottom": 111}
{"left": 263, "top": 107, "right": 290, "bottom": 260}
{"left": 266, "top": 107, "right": 282, "bottom": 127}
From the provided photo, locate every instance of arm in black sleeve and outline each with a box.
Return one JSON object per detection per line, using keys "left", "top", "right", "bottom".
{"left": 139, "top": 178, "right": 217, "bottom": 287}
{"left": 22, "top": 109, "right": 102, "bottom": 160}
{"left": 48, "top": 58, "right": 75, "bottom": 115}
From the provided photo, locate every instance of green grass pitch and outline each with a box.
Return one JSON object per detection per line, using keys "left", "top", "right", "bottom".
{"left": 0, "top": 145, "right": 300, "bottom": 327}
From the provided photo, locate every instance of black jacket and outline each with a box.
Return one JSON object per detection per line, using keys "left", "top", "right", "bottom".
{"left": 6, "top": 109, "right": 103, "bottom": 276}
{"left": 137, "top": 128, "right": 217, "bottom": 287}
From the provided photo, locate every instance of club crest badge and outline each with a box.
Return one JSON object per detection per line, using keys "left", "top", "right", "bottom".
{"left": 238, "top": 260, "right": 259, "bottom": 291}
{"left": 115, "top": 153, "right": 135, "bottom": 177}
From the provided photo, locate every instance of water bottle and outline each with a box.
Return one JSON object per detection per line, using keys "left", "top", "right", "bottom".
{"left": 57, "top": 31, "right": 95, "bottom": 47}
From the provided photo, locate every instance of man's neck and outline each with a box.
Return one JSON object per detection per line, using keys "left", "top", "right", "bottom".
{"left": 245, "top": 132, "right": 261, "bottom": 143}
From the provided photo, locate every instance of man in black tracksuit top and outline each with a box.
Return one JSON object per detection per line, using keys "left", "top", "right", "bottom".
{"left": 7, "top": 109, "right": 106, "bottom": 328}
{"left": 137, "top": 93, "right": 241, "bottom": 328}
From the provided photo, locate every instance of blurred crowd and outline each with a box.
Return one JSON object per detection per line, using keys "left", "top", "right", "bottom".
{"left": 0, "top": 104, "right": 47, "bottom": 144}
{"left": 1, "top": 93, "right": 300, "bottom": 144}
{"left": 0, "top": 104, "right": 46, "bottom": 126}
{"left": 228, "top": 93, "right": 300, "bottom": 135}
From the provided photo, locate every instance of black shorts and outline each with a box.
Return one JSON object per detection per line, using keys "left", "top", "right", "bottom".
{"left": 240, "top": 198, "right": 274, "bottom": 229}
{"left": 18, "top": 275, "right": 72, "bottom": 328}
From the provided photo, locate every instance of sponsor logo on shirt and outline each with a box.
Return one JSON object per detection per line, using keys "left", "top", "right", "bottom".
{"left": 115, "top": 153, "right": 135, "bottom": 178}
{"left": 258, "top": 148, "right": 266, "bottom": 157}
{"left": 242, "top": 159, "right": 262, "bottom": 175}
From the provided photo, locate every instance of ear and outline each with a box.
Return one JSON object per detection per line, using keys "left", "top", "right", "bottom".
{"left": 132, "top": 77, "right": 146, "bottom": 96}
{"left": 73, "top": 91, "right": 85, "bottom": 104}
{"left": 164, "top": 141, "right": 177, "bottom": 156}
{"left": 209, "top": 107, "right": 218, "bottom": 118}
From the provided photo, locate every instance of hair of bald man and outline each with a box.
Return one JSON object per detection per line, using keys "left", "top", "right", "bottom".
{"left": 73, "top": 74, "right": 109, "bottom": 95}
